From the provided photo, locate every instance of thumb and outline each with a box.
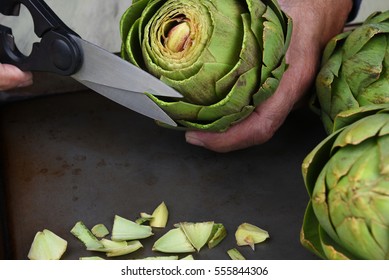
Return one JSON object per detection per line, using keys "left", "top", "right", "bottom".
{"left": 0, "top": 64, "right": 33, "bottom": 91}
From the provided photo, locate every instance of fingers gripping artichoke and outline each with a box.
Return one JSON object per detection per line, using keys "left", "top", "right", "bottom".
{"left": 120, "top": 0, "right": 292, "bottom": 131}
{"left": 314, "top": 10, "right": 389, "bottom": 134}
{"left": 301, "top": 105, "right": 389, "bottom": 260}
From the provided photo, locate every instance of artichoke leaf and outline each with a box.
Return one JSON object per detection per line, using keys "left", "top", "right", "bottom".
{"left": 346, "top": 140, "right": 381, "bottom": 182}
{"left": 336, "top": 217, "right": 386, "bottom": 259}
{"left": 302, "top": 130, "right": 342, "bottom": 196}
{"left": 332, "top": 104, "right": 389, "bottom": 132}
{"left": 369, "top": 190, "right": 389, "bottom": 226}
{"left": 149, "top": 201, "right": 169, "bottom": 228}
{"left": 329, "top": 72, "right": 359, "bottom": 121}
{"left": 342, "top": 35, "right": 387, "bottom": 96}
{"left": 176, "top": 105, "right": 254, "bottom": 132}
{"left": 215, "top": 13, "right": 261, "bottom": 99}
{"left": 106, "top": 240, "right": 143, "bottom": 258}
{"left": 100, "top": 238, "right": 127, "bottom": 251}
{"left": 324, "top": 139, "right": 373, "bottom": 189}
{"left": 152, "top": 228, "right": 196, "bottom": 253}
{"left": 111, "top": 215, "right": 153, "bottom": 241}
{"left": 270, "top": 57, "right": 288, "bottom": 80}
{"left": 227, "top": 248, "right": 246, "bottom": 260}
{"left": 178, "top": 221, "right": 215, "bottom": 252}
{"left": 79, "top": 256, "right": 105, "bottom": 260}
{"left": 70, "top": 221, "right": 104, "bottom": 251}
{"left": 148, "top": 67, "right": 257, "bottom": 122}
{"left": 321, "top": 31, "right": 351, "bottom": 65}
{"left": 119, "top": 0, "right": 150, "bottom": 42}
{"left": 332, "top": 114, "right": 388, "bottom": 148}
{"left": 365, "top": 10, "right": 389, "bottom": 24}
{"left": 377, "top": 133, "right": 389, "bottom": 174}
{"left": 315, "top": 49, "right": 343, "bottom": 123}
{"left": 342, "top": 22, "right": 389, "bottom": 60}
{"left": 357, "top": 38, "right": 389, "bottom": 105}
{"left": 235, "top": 223, "right": 270, "bottom": 250}
{"left": 319, "top": 226, "right": 354, "bottom": 260}
{"left": 202, "top": 0, "right": 245, "bottom": 65}
{"left": 125, "top": 18, "right": 144, "bottom": 68}
{"left": 91, "top": 224, "right": 110, "bottom": 238}
{"left": 261, "top": 6, "right": 286, "bottom": 83}
{"left": 300, "top": 201, "right": 326, "bottom": 259}
{"left": 263, "top": 0, "right": 288, "bottom": 31}
{"left": 311, "top": 164, "right": 341, "bottom": 244}
{"left": 28, "top": 229, "right": 68, "bottom": 260}
{"left": 252, "top": 76, "right": 279, "bottom": 106}
{"left": 371, "top": 219, "right": 389, "bottom": 258}
{"left": 357, "top": 77, "right": 389, "bottom": 106}
{"left": 207, "top": 223, "right": 227, "bottom": 249}
{"left": 199, "top": 67, "right": 260, "bottom": 119}
{"left": 141, "top": 256, "right": 180, "bottom": 260}
{"left": 160, "top": 63, "right": 233, "bottom": 105}
{"left": 246, "top": 0, "right": 266, "bottom": 45}
{"left": 380, "top": 113, "right": 389, "bottom": 135}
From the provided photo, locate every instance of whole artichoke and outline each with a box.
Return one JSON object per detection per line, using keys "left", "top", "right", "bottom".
{"left": 301, "top": 104, "right": 389, "bottom": 260}
{"left": 120, "top": 0, "right": 292, "bottom": 131}
{"left": 314, "top": 10, "right": 389, "bottom": 134}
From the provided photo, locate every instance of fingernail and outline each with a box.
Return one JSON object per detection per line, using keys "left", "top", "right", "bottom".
{"left": 186, "top": 133, "right": 205, "bottom": 147}
{"left": 17, "top": 79, "right": 33, "bottom": 88}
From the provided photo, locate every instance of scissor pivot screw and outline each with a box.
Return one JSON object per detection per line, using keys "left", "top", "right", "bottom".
{"left": 50, "top": 38, "right": 73, "bottom": 71}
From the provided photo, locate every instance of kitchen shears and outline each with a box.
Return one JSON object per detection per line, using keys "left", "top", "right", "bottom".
{"left": 0, "top": 0, "right": 182, "bottom": 126}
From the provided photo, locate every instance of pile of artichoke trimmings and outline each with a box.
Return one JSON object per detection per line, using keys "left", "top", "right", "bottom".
{"left": 120, "top": 0, "right": 292, "bottom": 132}
{"left": 301, "top": 10, "right": 389, "bottom": 260}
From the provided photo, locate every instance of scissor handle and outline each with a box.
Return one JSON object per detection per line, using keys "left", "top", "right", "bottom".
{"left": 0, "top": 0, "right": 83, "bottom": 75}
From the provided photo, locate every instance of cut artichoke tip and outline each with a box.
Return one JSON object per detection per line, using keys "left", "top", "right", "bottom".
{"left": 120, "top": 0, "right": 292, "bottom": 132}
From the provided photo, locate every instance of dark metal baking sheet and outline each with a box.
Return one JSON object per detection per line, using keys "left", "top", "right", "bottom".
{"left": 0, "top": 90, "right": 325, "bottom": 260}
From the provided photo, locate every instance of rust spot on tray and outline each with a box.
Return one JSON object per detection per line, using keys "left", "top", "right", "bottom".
{"left": 72, "top": 168, "right": 82, "bottom": 175}
{"left": 39, "top": 168, "right": 48, "bottom": 174}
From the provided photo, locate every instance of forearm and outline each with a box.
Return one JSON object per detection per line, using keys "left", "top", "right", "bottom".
{"left": 278, "top": 0, "right": 353, "bottom": 48}
{"left": 276, "top": 0, "right": 353, "bottom": 108}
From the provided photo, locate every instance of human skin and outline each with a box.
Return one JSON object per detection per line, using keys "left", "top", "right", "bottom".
{"left": 0, "top": 63, "right": 33, "bottom": 91}
{"left": 185, "top": 0, "right": 353, "bottom": 153}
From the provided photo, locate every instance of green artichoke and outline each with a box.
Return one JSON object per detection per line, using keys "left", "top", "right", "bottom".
{"left": 301, "top": 104, "right": 389, "bottom": 260}
{"left": 120, "top": 0, "right": 292, "bottom": 131}
{"left": 314, "top": 10, "right": 389, "bottom": 134}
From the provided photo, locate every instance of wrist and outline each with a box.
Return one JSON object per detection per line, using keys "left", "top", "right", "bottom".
{"left": 278, "top": 0, "right": 352, "bottom": 44}
{"left": 314, "top": 0, "right": 353, "bottom": 45}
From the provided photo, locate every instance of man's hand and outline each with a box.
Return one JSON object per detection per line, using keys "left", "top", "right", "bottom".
{"left": 0, "top": 63, "right": 33, "bottom": 91}
{"left": 185, "top": 0, "right": 353, "bottom": 153}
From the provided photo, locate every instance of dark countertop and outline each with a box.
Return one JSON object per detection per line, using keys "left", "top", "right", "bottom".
{"left": 0, "top": 89, "right": 325, "bottom": 260}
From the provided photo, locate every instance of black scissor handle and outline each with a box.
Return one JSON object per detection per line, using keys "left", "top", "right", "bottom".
{"left": 0, "top": 0, "right": 83, "bottom": 75}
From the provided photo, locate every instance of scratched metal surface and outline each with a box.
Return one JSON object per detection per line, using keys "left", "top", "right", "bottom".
{"left": 0, "top": 90, "right": 324, "bottom": 260}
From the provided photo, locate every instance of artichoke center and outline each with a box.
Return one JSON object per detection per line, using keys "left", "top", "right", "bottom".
{"left": 165, "top": 21, "right": 192, "bottom": 53}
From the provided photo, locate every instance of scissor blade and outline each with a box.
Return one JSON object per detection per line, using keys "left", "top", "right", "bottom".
{"left": 70, "top": 36, "right": 182, "bottom": 98}
{"left": 80, "top": 80, "right": 177, "bottom": 126}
